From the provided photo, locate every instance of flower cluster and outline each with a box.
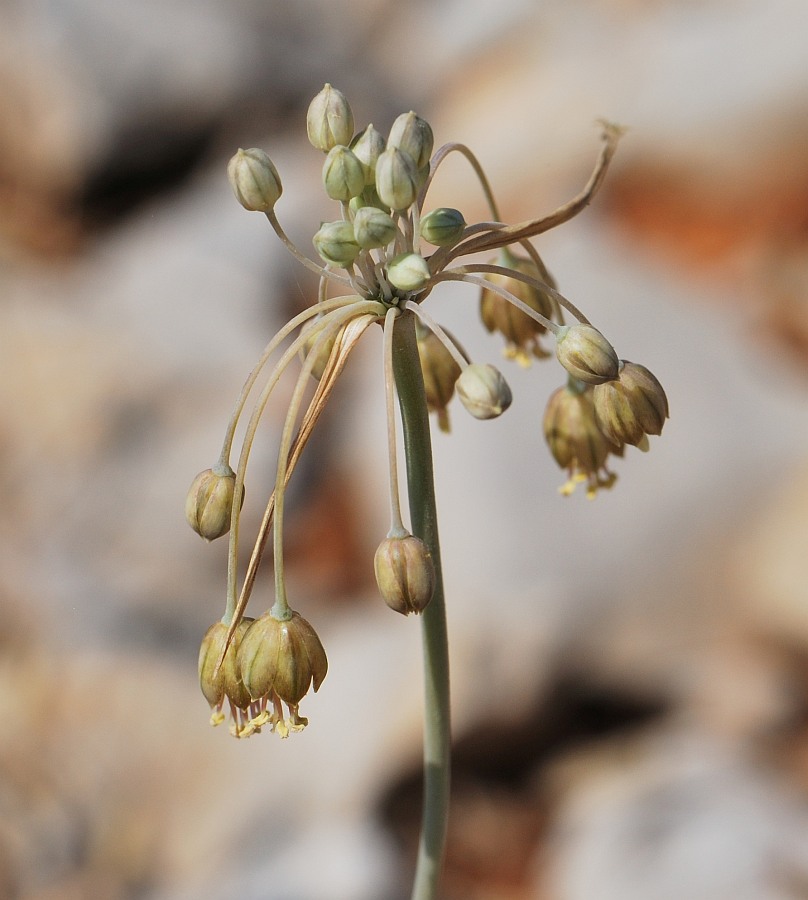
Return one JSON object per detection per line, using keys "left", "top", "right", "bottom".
{"left": 186, "top": 84, "right": 668, "bottom": 736}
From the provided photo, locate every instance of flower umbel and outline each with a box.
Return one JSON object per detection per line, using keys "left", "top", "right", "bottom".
{"left": 189, "top": 86, "right": 666, "bottom": 752}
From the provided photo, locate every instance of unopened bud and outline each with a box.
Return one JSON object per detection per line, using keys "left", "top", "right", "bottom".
{"left": 386, "top": 252, "right": 431, "bottom": 292}
{"left": 420, "top": 208, "right": 466, "bottom": 247}
{"left": 313, "top": 220, "right": 360, "bottom": 267}
{"left": 375, "top": 147, "right": 419, "bottom": 211}
{"left": 349, "top": 184, "right": 390, "bottom": 215}
{"left": 388, "top": 111, "right": 434, "bottom": 170}
{"left": 306, "top": 84, "right": 354, "bottom": 152}
{"left": 353, "top": 207, "right": 396, "bottom": 249}
{"left": 322, "top": 145, "right": 365, "bottom": 201}
{"left": 374, "top": 533, "right": 435, "bottom": 615}
{"left": 351, "top": 124, "right": 386, "bottom": 186}
{"left": 227, "top": 148, "right": 282, "bottom": 212}
{"left": 593, "top": 360, "right": 669, "bottom": 448}
{"left": 555, "top": 324, "right": 619, "bottom": 385}
{"left": 185, "top": 464, "right": 241, "bottom": 541}
{"left": 456, "top": 363, "right": 512, "bottom": 420}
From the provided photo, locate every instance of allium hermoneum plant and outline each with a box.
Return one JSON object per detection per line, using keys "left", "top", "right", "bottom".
{"left": 187, "top": 84, "right": 668, "bottom": 897}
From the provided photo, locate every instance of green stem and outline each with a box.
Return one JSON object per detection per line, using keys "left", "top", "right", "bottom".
{"left": 392, "top": 310, "right": 451, "bottom": 900}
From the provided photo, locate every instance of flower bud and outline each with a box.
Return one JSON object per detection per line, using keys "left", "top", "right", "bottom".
{"left": 420, "top": 208, "right": 466, "bottom": 247}
{"left": 386, "top": 252, "right": 431, "bottom": 292}
{"left": 227, "top": 148, "right": 282, "bottom": 212}
{"left": 593, "top": 360, "right": 669, "bottom": 448}
{"left": 198, "top": 617, "right": 254, "bottom": 724}
{"left": 351, "top": 124, "right": 386, "bottom": 185}
{"left": 543, "top": 383, "right": 622, "bottom": 497}
{"left": 456, "top": 363, "right": 512, "bottom": 420}
{"left": 349, "top": 184, "right": 389, "bottom": 215}
{"left": 388, "top": 111, "right": 434, "bottom": 169}
{"left": 416, "top": 321, "right": 464, "bottom": 433}
{"left": 322, "top": 145, "right": 365, "bottom": 201}
{"left": 375, "top": 147, "right": 419, "bottom": 211}
{"left": 555, "top": 324, "right": 619, "bottom": 384}
{"left": 238, "top": 611, "right": 328, "bottom": 707}
{"left": 313, "top": 220, "right": 360, "bottom": 267}
{"left": 480, "top": 249, "right": 557, "bottom": 365}
{"left": 306, "top": 83, "right": 354, "bottom": 152}
{"left": 374, "top": 533, "right": 435, "bottom": 615}
{"left": 185, "top": 464, "right": 241, "bottom": 541}
{"left": 353, "top": 206, "right": 396, "bottom": 249}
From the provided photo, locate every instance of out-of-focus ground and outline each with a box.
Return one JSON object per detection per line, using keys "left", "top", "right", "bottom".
{"left": 2, "top": 1, "right": 808, "bottom": 898}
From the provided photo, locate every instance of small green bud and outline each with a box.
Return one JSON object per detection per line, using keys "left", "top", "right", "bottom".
{"left": 322, "top": 145, "right": 365, "bottom": 201}
{"left": 313, "top": 220, "right": 360, "bottom": 267}
{"left": 388, "top": 111, "right": 434, "bottom": 169}
{"left": 351, "top": 124, "right": 386, "bottom": 186}
{"left": 353, "top": 206, "right": 396, "bottom": 250}
{"left": 386, "top": 252, "right": 431, "bottom": 292}
{"left": 185, "top": 464, "right": 242, "bottom": 541}
{"left": 227, "top": 148, "right": 282, "bottom": 212}
{"left": 456, "top": 363, "right": 512, "bottom": 420}
{"left": 416, "top": 321, "right": 464, "bottom": 433}
{"left": 374, "top": 533, "right": 435, "bottom": 615}
{"left": 349, "top": 184, "right": 390, "bottom": 215}
{"left": 543, "top": 383, "right": 622, "bottom": 497}
{"left": 420, "top": 207, "right": 466, "bottom": 247}
{"left": 375, "top": 147, "right": 419, "bottom": 211}
{"left": 238, "top": 611, "right": 328, "bottom": 707}
{"left": 306, "top": 83, "right": 354, "bottom": 152}
{"left": 593, "top": 360, "right": 669, "bottom": 448}
{"left": 555, "top": 324, "right": 619, "bottom": 385}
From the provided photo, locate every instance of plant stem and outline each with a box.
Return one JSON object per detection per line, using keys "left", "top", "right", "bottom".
{"left": 392, "top": 310, "right": 451, "bottom": 900}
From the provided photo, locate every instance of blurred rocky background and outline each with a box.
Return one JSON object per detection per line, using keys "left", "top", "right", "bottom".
{"left": 2, "top": 0, "right": 808, "bottom": 898}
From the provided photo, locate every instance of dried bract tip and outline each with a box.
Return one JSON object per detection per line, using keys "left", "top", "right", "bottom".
{"left": 386, "top": 252, "right": 431, "bottom": 293}
{"left": 322, "top": 145, "right": 365, "bottom": 201}
{"left": 374, "top": 533, "right": 435, "bottom": 615}
{"left": 237, "top": 610, "right": 328, "bottom": 738}
{"left": 375, "top": 147, "right": 419, "bottom": 211}
{"left": 353, "top": 206, "right": 396, "bottom": 250}
{"left": 306, "top": 83, "right": 354, "bottom": 152}
{"left": 480, "top": 250, "right": 557, "bottom": 365}
{"left": 420, "top": 208, "right": 466, "bottom": 247}
{"left": 227, "top": 148, "right": 282, "bottom": 212}
{"left": 555, "top": 324, "right": 619, "bottom": 385}
{"left": 185, "top": 465, "right": 241, "bottom": 541}
{"left": 456, "top": 363, "right": 513, "bottom": 420}
{"left": 388, "top": 111, "right": 434, "bottom": 170}
{"left": 300, "top": 319, "right": 342, "bottom": 381}
{"left": 543, "top": 383, "right": 622, "bottom": 498}
{"left": 593, "top": 360, "right": 669, "bottom": 447}
{"left": 351, "top": 124, "right": 386, "bottom": 186}
{"left": 416, "top": 321, "right": 463, "bottom": 433}
{"left": 313, "top": 220, "right": 360, "bottom": 267}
